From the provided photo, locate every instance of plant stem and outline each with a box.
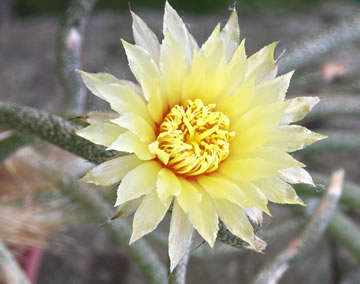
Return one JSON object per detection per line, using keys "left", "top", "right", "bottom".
{"left": 0, "top": 132, "right": 32, "bottom": 163}
{"left": 0, "top": 102, "right": 117, "bottom": 164}
{"left": 279, "top": 13, "right": 360, "bottom": 73}
{"left": 327, "top": 211, "right": 360, "bottom": 262}
{"left": 57, "top": 0, "right": 96, "bottom": 114}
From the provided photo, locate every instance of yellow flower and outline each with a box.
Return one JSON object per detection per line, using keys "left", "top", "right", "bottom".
{"left": 76, "top": 2, "right": 326, "bottom": 270}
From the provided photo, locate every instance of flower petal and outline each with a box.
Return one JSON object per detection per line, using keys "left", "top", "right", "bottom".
{"left": 81, "top": 111, "right": 119, "bottom": 124}
{"left": 280, "top": 96, "right": 320, "bottom": 125}
{"left": 218, "top": 39, "right": 248, "bottom": 98}
{"left": 216, "top": 79, "right": 254, "bottom": 120}
{"left": 230, "top": 102, "right": 289, "bottom": 154}
{"left": 78, "top": 71, "right": 152, "bottom": 122}
{"left": 231, "top": 102, "right": 288, "bottom": 134}
{"left": 81, "top": 154, "right": 142, "bottom": 186}
{"left": 246, "top": 41, "right": 279, "bottom": 84}
{"left": 75, "top": 122, "right": 125, "bottom": 147}
{"left": 111, "top": 113, "right": 155, "bottom": 143}
{"left": 169, "top": 200, "right": 193, "bottom": 272}
{"left": 77, "top": 71, "right": 119, "bottom": 100}
{"left": 244, "top": 207, "right": 264, "bottom": 227}
{"left": 254, "top": 177, "right": 304, "bottom": 205}
{"left": 108, "top": 131, "right": 155, "bottom": 160}
{"left": 131, "top": 11, "right": 160, "bottom": 64}
{"left": 221, "top": 147, "right": 304, "bottom": 182}
{"left": 176, "top": 178, "right": 202, "bottom": 213}
{"left": 220, "top": 8, "right": 240, "bottom": 62}
{"left": 112, "top": 197, "right": 143, "bottom": 219}
{"left": 157, "top": 168, "right": 182, "bottom": 203}
{"left": 160, "top": 29, "right": 188, "bottom": 108}
{"left": 266, "top": 125, "right": 327, "bottom": 152}
{"left": 164, "top": 1, "right": 197, "bottom": 66}
{"left": 121, "top": 40, "right": 164, "bottom": 123}
{"left": 279, "top": 167, "right": 315, "bottom": 186}
{"left": 181, "top": 25, "right": 226, "bottom": 104}
{"left": 213, "top": 199, "right": 255, "bottom": 247}
{"left": 198, "top": 173, "right": 254, "bottom": 209}
{"left": 115, "top": 161, "right": 161, "bottom": 206}
{"left": 130, "top": 190, "right": 171, "bottom": 244}
{"left": 99, "top": 85, "right": 152, "bottom": 123}
{"left": 252, "top": 71, "right": 294, "bottom": 106}
{"left": 179, "top": 180, "right": 218, "bottom": 247}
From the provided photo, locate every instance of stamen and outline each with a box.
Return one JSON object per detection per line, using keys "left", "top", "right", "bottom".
{"left": 154, "top": 99, "right": 235, "bottom": 176}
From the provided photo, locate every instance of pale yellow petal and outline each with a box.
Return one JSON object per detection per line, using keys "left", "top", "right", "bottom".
{"left": 216, "top": 79, "right": 254, "bottom": 120}
{"left": 111, "top": 113, "right": 155, "bottom": 143}
{"left": 177, "top": 183, "right": 218, "bottom": 247}
{"left": 252, "top": 71, "right": 294, "bottom": 106}
{"left": 197, "top": 173, "right": 252, "bottom": 209}
{"left": 121, "top": 40, "right": 159, "bottom": 90}
{"left": 232, "top": 101, "right": 288, "bottom": 133}
{"left": 220, "top": 8, "right": 240, "bottom": 62}
{"left": 219, "top": 158, "right": 278, "bottom": 182}
{"left": 131, "top": 11, "right": 160, "bottom": 63}
{"left": 82, "top": 111, "right": 119, "bottom": 124}
{"left": 130, "top": 190, "right": 171, "bottom": 243}
{"left": 115, "top": 161, "right": 161, "bottom": 206}
{"left": 232, "top": 146, "right": 305, "bottom": 168}
{"left": 266, "top": 125, "right": 327, "bottom": 152}
{"left": 121, "top": 40, "right": 164, "bottom": 123}
{"left": 176, "top": 178, "right": 202, "bottom": 213}
{"left": 108, "top": 131, "right": 155, "bottom": 160}
{"left": 213, "top": 199, "right": 255, "bottom": 247}
{"left": 181, "top": 50, "right": 204, "bottom": 104}
{"left": 98, "top": 84, "right": 153, "bottom": 123}
{"left": 236, "top": 182, "right": 269, "bottom": 214}
{"left": 246, "top": 41, "right": 279, "bottom": 84}
{"left": 244, "top": 207, "right": 264, "bottom": 227}
{"left": 184, "top": 25, "right": 227, "bottom": 105}
{"left": 75, "top": 123, "right": 125, "bottom": 147}
{"left": 279, "top": 167, "right": 315, "bottom": 186}
{"left": 77, "top": 70, "right": 120, "bottom": 100}
{"left": 156, "top": 168, "right": 182, "bottom": 203}
{"left": 280, "top": 96, "right": 320, "bottom": 125}
{"left": 160, "top": 30, "right": 187, "bottom": 108}
{"left": 164, "top": 1, "right": 197, "bottom": 65}
{"left": 112, "top": 197, "right": 143, "bottom": 219}
{"left": 220, "top": 147, "right": 304, "bottom": 182}
{"left": 200, "top": 24, "right": 222, "bottom": 60}
{"left": 78, "top": 71, "right": 152, "bottom": 122}
{"left": 169, "top": 199, "right": 193, "bottom": 272}
{"left": 81, "top": 154, "right": 142, "bottom": 186}
{"left": 254, "top": 177, "right": 304, "bottom": 205}
{"left": 217, "top": 40, "right": 248, "bottom": 98}
{"left": 230, "top": 102, "right": 288, "bottom": 154}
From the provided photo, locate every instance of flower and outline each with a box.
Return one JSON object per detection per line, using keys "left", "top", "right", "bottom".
{"left": 76, "top": 2, "right": 326, "bottom": 270}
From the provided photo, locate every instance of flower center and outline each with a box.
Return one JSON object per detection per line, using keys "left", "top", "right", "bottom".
{"left": 151, "top": 99, "right": 235, "bottom": 176}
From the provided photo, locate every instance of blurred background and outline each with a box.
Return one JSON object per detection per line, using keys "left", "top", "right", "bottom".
{"left": 1, "top": 0, "right": 360, "bottom": 283}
